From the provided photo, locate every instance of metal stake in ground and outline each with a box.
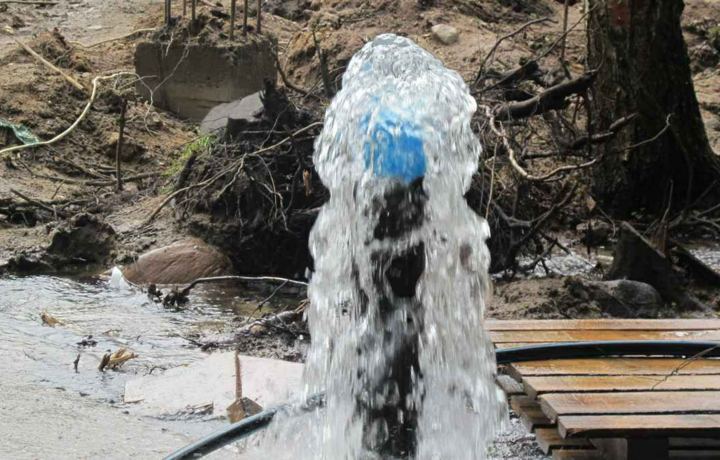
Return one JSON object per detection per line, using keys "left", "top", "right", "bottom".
{"left": 256, "top": 0, "right": 261, "bottom": 34}
{"left": 243, "top": 0, "right": 248, "bottom": 35}
{"left": 230, "top": 0, "right": 236, "bottom": 40}
{"left": 115, "top": 98, "right": 127, "bottom": 192}
{"left": 191, "top": 0, "right": 196, "bottom": 30}
{"left": 312, "top": 31, "right": 334, "bottom": 99}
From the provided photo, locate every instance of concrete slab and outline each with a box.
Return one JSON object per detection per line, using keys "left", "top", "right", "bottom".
{"left": 124, "top": 353, "right": 303, "bottom": 418}
{"left": 135, "top": 37, "right": 276, "bottom": 120}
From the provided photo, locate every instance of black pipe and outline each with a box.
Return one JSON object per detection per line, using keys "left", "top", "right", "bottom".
{"left": 496, "top": 340, "right": 720, "bottom": 364}
{"left": 163, "top": 340, "right": 719, "bottom": 460}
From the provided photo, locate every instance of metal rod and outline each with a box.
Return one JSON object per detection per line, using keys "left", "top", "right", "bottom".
{"left": 115, "top": 98, "right": 127, "bottom": 192}
{"left": 243, "top": 0, "right": 248, "bottom": 36}
{"left": 191, "top": 0, "right": 196, "bottom": 28}
{"left": 256, "top": 0, "right": 261, "bottom": 34}
{"left": 230, "top": 0, "right": 236, "bottom": 40}
{"left": 162, "top": 341, "right": 720, "bottom": 459}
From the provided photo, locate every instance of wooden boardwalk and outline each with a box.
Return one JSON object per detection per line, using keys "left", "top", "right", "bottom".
{"left": 487, "top": 320, "right": 720, "bottom": 460}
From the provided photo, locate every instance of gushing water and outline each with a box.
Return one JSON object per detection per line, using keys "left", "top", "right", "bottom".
{"left": 252, "top": 34, "right": 506, "bottom": 459}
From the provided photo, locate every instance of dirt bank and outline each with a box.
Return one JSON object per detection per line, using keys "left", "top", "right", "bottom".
{"left": 2, "top": 0, "right": 719, "bottom": 300}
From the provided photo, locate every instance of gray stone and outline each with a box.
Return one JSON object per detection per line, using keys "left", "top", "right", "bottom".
{"left": 704, "top": 116, "right": 720, "bottom": 133}
{"left": 134, "top": 38, "right": 277, "bottom": 120}
{"left": 121, "top": 238, "right": 233, "bottom": 285}
{"left": 200, "top": 91, "right": 263, "bottom": 135}
{"left": 566, "top": 277, "right": 664, "bottom": 318}
{"left": 431, "top": 24, "right": 459, "bottom": 45}
{"left": 48, "top": 213, "right": 116, "bottom": 265}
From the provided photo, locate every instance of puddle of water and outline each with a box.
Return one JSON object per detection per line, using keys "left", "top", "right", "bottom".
{"left": 514, "top": 243, "right": 720, "bottom": 278}
{"left": 687, "top": 243, "right": 720, "bottom": 271}
{"left": 0, "top": 274, "right": 292, "bottom": 459}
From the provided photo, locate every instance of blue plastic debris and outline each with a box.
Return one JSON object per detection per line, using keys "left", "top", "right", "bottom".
{"left": 360, "top": 109, "right": 426, "bottom": 184}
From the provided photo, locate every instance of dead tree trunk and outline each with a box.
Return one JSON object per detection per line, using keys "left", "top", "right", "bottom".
{"left": 587, "top": 0, "right": 720, "bottom": 217}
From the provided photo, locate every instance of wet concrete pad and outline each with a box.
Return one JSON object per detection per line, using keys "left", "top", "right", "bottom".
{"left": 124, "top": 352, "right": 302, "bottom": 418}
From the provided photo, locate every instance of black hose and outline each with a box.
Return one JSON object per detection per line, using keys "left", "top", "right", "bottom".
{"left": 163, "top": 393, "right": 324, "bottom": 460}
{"left": 163, "top": 340, "right": 719, "bottom": 460}
{"left": 496, "top": 340, "right": 720, "bottom": 364}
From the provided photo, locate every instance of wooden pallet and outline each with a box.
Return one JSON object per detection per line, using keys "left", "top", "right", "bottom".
{"left": 490, "top": 319, "right": 720, "bottom": 460}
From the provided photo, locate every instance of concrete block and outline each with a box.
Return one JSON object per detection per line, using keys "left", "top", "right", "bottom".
{"left": 134, "top": 38, "right": 277, "bottom": 120}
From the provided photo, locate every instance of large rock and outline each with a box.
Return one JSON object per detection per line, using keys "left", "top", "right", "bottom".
{"left": 432, "top": 24, "right": 459, "bottom": 45}
{"left": 565, "top": 278, "right": 664, "bottom": 318}
{"left": 121, "top": 238, "right": 233, "bottom": 285}
{"left": 199, "top": 91, "right": 263, "bottom": 135}
{"left": 48, "top": 213, "right": 116, "bottom": 265}
{"left": 608, "top": 222, "right": 707, "bottom": 311}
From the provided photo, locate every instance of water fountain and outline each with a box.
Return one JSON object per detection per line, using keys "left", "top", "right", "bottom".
{"left": 250, "top": 33, "right": 507, "bottom": 459}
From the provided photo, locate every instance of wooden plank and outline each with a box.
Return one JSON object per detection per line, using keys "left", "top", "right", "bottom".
{"left": 496, "top": 374, "right": 525, "bottom": 395}
{"left": 510, "top": 395, "right": 534, "bottom": 414}
{"left": 490, "top": 329, "right": 720, "bottom": 343}
{"left": 559, "top": 414, "right": 720, "bottom": 439}
{"left": 553, "top": 450, "right": 603, "bottom": 460}
{"left": 524, "top": 375, "right": 720, "bottom": 399}
{"left": 519, "top": 403, "right": 554, "bottom": 432}
{"left": 508, "top": 359, "right": 720, "bottom": 381}
{"left": 671, "top": 452, "right": 720, "bottom": 459}
{"left": 670, "top": 438, "right": 720, "bottom": 448}
{"left": 535, "top": 427, "right": 593, "bottom": 454}
{"left": 593, "top": 438, "right": 669, "bottom": 460}
{"left": 542, "top": 392, "right": 720, "bottom": 421}
{"left": 486, "top": 319, "right": 720, "bottom": 331}
{"left": 496, "top": 342, "right": 553, "bottom": 349}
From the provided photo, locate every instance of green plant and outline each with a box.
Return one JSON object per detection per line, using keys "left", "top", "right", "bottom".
{"left": 709, "top": 26, "right": 720, "bottom": 51}
{"left": 164, "top": 133, "right": 212, "bottom": 177}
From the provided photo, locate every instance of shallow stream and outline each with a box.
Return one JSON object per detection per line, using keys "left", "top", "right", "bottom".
{"left": 0, "top": 274, "right": 287, "bottom": 459}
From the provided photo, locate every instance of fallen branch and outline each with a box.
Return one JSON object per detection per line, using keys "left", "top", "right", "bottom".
{"left": 10, "top": 189, "right": 64, "bottom": 217}
{"left": 479, "top": 60, "right": 542, "bottom": 94}
{"left": 0, "top": 30, "right": 87, "bottom": 92}
{"left": 485, "top": 105, "right": 599, "bottom": 182}
{"left": 494, "top": 72, "right": 596, "bottom": 120}
{"left": 473, "top": 16, "right": 552, "bottom": 89}
{"left": 567, "top": 113, "right": 637, "bottom": 150}
{"left": 69, "top": 28, "right": 156, "bottom": 48}
{"left": 480, "top": 6, "right": 595, "bottom": 94}
{"left": 57, "top": 157, "right": 112, "bottom": 180}
{"left": 0, "top": 72, "right": 137, "bottom": 158}
{"left": 180, "top": 275, "right": 308, "bottom": 296}
{"left": 36, "top": 171, "right": 157, "bottom": 187}
{"left": 0, "top": 0, "right": 57, "bottom": 4}
{"left": 144, "top": 122, "right": 323, "bottom": 223}
{"left": 273, "top": 51, "right": 309, "bottom": 96}
{"left": 499, "top": 183, "right": 577, "bottom": 271}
